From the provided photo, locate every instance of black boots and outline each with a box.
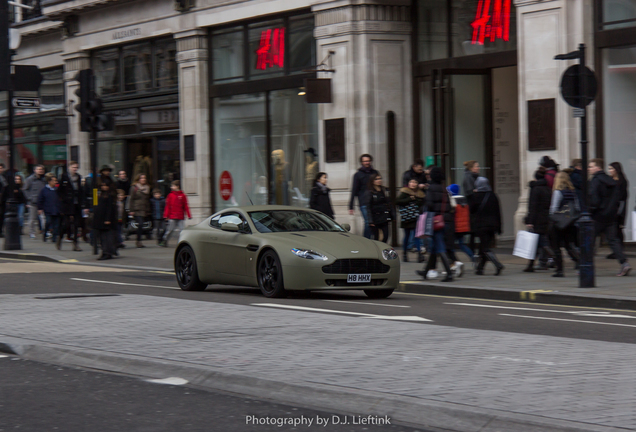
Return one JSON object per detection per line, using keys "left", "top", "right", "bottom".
{"left": 476, "top": 252, "right": 504, "bottom": 275}
{"left": 485, "top": 252, "right": 504, "bottom": 276}
{"left": 439, "top": 253, "right": 453, "bottom": 282}
{"left": 523, "top": 260, "right": 535, "bottom": 272}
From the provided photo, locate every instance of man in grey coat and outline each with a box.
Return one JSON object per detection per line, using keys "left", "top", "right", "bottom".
{"left": 24, "top": 165, "right": 47, "bottom": 239}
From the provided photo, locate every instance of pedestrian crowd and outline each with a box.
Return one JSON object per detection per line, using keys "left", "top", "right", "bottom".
{"left": 0, "top": 162, "right": 191, "bottom": 261}
{"left": 339, "top": 154, "right": 631, "bottom": 282}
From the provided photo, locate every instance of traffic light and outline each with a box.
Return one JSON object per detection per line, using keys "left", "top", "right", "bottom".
{"left": 74, "top": 69, "right": 93, "bottom": 132}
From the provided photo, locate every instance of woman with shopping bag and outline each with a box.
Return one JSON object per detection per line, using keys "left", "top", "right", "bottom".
{"left": 416, "top": 167, "right": 454, "bottom": 282}
{"left": 549, "top": 172, "right": 580, "bottom": 277}
{"left": 469, "top": 177, "right": 504, "bottom": 275}
{"left": 396, "top": 178, "right": 425, "bottom": 262}
{"left": 524, "top": 167, "right": 553, "bottom": 272}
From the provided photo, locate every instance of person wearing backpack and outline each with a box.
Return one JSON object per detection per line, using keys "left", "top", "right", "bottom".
{"left": 548, "top": 172, "right": 580, "bottom": 277}
{"left": 588, "top": 158, "right": 631, "bottom": 276}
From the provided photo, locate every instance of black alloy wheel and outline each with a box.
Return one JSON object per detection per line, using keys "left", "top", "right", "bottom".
{"left": 175, "top": 246, "right": 207, "bottom": 291}
{"left": 258, "top": 250, "right": 286, "bottom": 298}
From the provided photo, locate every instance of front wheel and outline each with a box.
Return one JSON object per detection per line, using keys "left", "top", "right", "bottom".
{"left": 364, "top": 289, "right": 394, "bottom": 299}
{"left": 175, "top": 246, "right": 207, "bottom": 291}
{"left": 257, "top": 250, "right": 287, "bottom": 298}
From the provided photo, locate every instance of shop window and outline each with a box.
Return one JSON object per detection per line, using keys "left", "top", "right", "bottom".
{"left": 249, "top": 20, "right": 286, "bottom": 79}
{"left": 212, "top": 27, "right": 245, "bottom": 82}
{"left": 40, "top": 68, "right": 65, "bottom": 112}
{"left": 157, "top": 137, "right": 181, "bottom": 197}
{"left": 418, "top": 0, "right": 447, "bottom": 61}
{"left": 155, "top": 40, "right": 178, "bottom": 89}
{"left": 602, "top": 0, "right": 636, "bottom": 30}
{"left": 124, "top": 43, "right": 152, "bottom": 93}
{"left": 289, "top": 15, "right": 315, "bottom": 72}
{"left": 42, "top": 140, "right": 67, "bottom": 174}
{"left": 94, "top": 48, "right": 120, "bottom": 96}
{"left": 97, "top": 141, "right": 124, "bottom": 177}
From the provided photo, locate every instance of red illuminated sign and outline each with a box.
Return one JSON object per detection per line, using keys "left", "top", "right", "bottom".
{"left": 256, "top": 28, "right": 285, "bottom": 70}
{"left": 471, "top": 0, "right": 511, "bottom": 45}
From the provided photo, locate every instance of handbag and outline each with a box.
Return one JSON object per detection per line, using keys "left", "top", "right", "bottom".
{"left": 433, "top": 193, "right": 446, "bottom": 231}
{"left": 415, "top": 212, "right": 428, "bottom": 238}
{"left": 513, "top": 230, "right": 540, "bottom": 260}
{"left": 399, "top": 201, "right": 420, "bottom": 223}
{"left": 550, "top": 199, "right": 580, "bottom": 230}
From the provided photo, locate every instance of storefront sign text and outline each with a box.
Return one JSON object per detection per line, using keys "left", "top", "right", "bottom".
{"left": 471, "top": 0, "right": 511, "bottom": 45}
{"left": 255, "top": 28, "right": 285, "bottom": 70}
{"left": 113, "top": 28, "right": 141, "bottom": 40}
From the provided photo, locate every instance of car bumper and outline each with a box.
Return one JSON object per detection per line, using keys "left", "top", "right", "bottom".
{"left": 282, "top": 263, "right": 400, "bottom": 291}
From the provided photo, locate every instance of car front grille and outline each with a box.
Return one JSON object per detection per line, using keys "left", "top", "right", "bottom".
{"left": 326, "top": 279, "right": 387, "bottom": 287}
{"left": 322, "top": 259, "right": 390, "bottom": 274}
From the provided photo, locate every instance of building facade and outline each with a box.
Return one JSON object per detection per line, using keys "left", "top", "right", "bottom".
{"left": 1, "top": 0, "right": 634, "bottom": 242}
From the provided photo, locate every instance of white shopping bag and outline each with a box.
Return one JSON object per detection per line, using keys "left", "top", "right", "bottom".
{"left": 632, "top": 211, "right": 636, "bottom": 241}
{"left": 513, "top": 230, "right": 539, "bottom": 260}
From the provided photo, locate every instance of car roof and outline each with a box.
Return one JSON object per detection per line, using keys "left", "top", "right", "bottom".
{"left": 217, "top": 205, "right": 320, "bottom": 214}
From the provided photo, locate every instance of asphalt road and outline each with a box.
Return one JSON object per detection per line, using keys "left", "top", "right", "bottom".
{"left": 2, "top": 258, "right": 636, "bottom": 345}
{"left": 0, "top": 356, "right": 429, "bottom": 432}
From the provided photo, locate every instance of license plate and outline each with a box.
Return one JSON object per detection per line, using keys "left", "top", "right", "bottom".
{"left": 347, "top": 274, "right": 371, "bottom": 283}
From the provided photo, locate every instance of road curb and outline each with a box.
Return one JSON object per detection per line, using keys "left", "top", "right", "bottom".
{"left": 398, "top": 281, "right": 636, "bottom": 310}
{"left": 0, "top": 338, "right": 616, "bottom": 432}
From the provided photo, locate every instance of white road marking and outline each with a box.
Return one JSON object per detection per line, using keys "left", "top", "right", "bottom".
{"left": 324, "top": 300, "right": 410, "bottom": 308}
{"left": 447, "top": 302, "right": 636, "bottom": 319}
{"left": 251, "top": 303, "right": 431, "bottom": 322}
{"left": 0, "top": 355, "right": 8, "bottom": 358}
{"left": 70, "top": 278, "right": 179, "bottom": 290}
{"left": 499, "top": 314, "right": 636, "bottom": 328}
{"left": 145, "top": 377, "right": 189, "bottom": 385}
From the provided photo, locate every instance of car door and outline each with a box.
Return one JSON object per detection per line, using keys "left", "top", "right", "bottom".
{"left": 205, "top": 212, "right": 253, "bottom": 277}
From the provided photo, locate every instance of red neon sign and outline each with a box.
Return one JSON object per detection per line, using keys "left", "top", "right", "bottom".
{"left": 471, "top": 0, "right": 511, "bottom": 45}
{"left": 256, "top": 27, "right": 285, "bottom": 70}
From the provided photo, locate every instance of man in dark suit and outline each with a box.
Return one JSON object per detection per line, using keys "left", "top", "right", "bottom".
{"left": 56, "top": 161, "right": 87, "bottom": 251}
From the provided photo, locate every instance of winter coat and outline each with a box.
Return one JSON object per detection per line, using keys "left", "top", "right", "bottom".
{"left": 616, "top": 179, "right": 629, "bottom": 226}
{"left": 57, "top": 172, "right": 85, "bottom": 215}
{"left": 401, "top": 168, "right": 427, "bottom": 188}
{"left": 164, "top": 190, "right": 192, "bottom": 220}
{"left": 24, "top": 173, "right": 47, "bottom": 205}
{"left": 544, "top": 168, "right": 557, "bottom": 189}
{"left": 525, "top": 179, "right": 552, "bottom": 235}
{"left": 395, "top": 187, "right": 425, "bottom": 229}
{"left": 362, "top": 187, "right": 393, "bottom": 225}
{"left": 469, "top": 191, "right": 502, "bottom": 234}
{"left": 348, "top": 166, "right": 379, "bottom": 209}
{"left": 424, "top": 183, "right": 453, "bottom": 224}
{"left": 454, "top": 195, "right": 471, "bottom": 234}
{"left": 150, "top": 196, "right": 166, "bottom": 220}
{"left": 128, "top": 183, "right": 151, "bottom": 217}
{"left": 116, "top": 179, "right": 131, "bottom": 196}
{"left": 93, "top": 192, "right": 117, "bottom": 230}
{"left": 569, "top": 168, "right": 585, "bottom": 209}
{"left": 589, "top": 171, "right": 619, "bottom": 224}
{"left": 1, "top": 182, "right": 26, "bottom": 206}
{"left": 462, "top": 170, "right": 479, "bottom": 197}
{"left": 309, "top": 183, "right": 334, "bottom": 219}
{"left": 37, "top": 186, "right": 61, "bottom": 216}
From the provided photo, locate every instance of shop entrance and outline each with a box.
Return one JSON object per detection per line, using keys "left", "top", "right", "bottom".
{"left": 128, "top": 139, "right": 153, "bottom": 185}
{"left": 420, "top": 70, "right": 491, "bottom": 190}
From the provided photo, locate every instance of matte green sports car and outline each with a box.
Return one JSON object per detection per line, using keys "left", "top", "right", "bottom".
{"left": 174, "top": 206, "right": 400, "bottom": 298}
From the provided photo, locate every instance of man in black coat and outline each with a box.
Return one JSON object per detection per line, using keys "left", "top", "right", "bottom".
{"left": 588, "top": 158, "right": 631, "bottom": 276}
{"left": 401, "top": 159, "right": 428, "bottom": 189}
{"left": 56, "top": 161, "right": 86, "bottom": 251}
{"left": 348, "top": 154, "right": 378, "bottom": 239}
{"left": 524, "top": 167, "right": 552, "bottom": 271}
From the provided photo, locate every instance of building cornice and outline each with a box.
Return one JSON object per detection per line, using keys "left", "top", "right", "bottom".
{"left": 313, "top": 3, "right": 411, "bottom": 38}
{"left": 42, "top": 0, "right": 128, "bottom": 19}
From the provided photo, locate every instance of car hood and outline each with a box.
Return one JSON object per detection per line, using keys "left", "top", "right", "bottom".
{"left": 260, "top": 231, "right": 386, "bottom": 259}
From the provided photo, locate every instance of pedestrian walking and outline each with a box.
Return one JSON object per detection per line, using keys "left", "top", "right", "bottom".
{"left": 309, "top": 172, "right": 334, "bottom": 219}
{"left": 469, "top": 177, "right": 504, "bottom": 275}
{"left": 448, "top": 184, "right": 474, "bottom": 265}
{"left": 348, "top": 154, "right": 379, "bottom": 239}
{"left": 116, "top": 170, "right": 131, "bottom": 199}
{"left": 160, "top": 180, "right": 192, "bottom": 247}
{"left": 0, "top": 163, "right": 8, "bottom": 237}
{"left": 56, "top": 161, "right": 86, "bottom": 251}
{"left": 116, "top": 189, "right": 126, "bottom": 249}
{"left": 569, "top": 159, "right": 584, "bottom": 210}
{"left": 588, "top": 158, "right": 631, "bottom": 276}
{"left": 462, "top": 160, "right": 480, "bottom": 197}
{"left": 524, "top": 167, "right": 553, "bottom": 272}
{"left": 24, "top": 165, "right": 47, "bottom": 239}
{"left": 1, "top": 174, "right": 27, "bottom": 234}
{"left": 362, "top": 173, "right": 393, "bottom": 243}
{"left": 417, "top": 166, "right": 454, "bottom": 282}
{"left": 607, "top": 162, "right": 629, "bottom": 258}
{"left": 94, "top": 178, "right": 117, "bottom": 260}
{"left": 549, "top": 172, "right": 581, "bottom": 277}
{"left": 402, "top": 159, "right": 428, "bottom": 190}
{"left": 128, "top": 173, "right": 151, "bottom": 248}
{"left": 395, "top": 178, "right": 425, "bottom": 262}
{"left": 150, "top": 188, "right": 166, "bottom": 245}
{"left": 539, "top": 155, "right": 559, "bottom": 188}
{"left": 37, "top": 174, "right": 61, "bottom": 243}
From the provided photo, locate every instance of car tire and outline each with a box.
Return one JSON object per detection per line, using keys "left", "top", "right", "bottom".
{"left": 257, "top": 250, "right": 287, "bottom": 298}
{"left": 364, "top": 289, "right": 394, "bottom": 299}
{"left": 175, "top": 245, "right": 207, "bottom": 291}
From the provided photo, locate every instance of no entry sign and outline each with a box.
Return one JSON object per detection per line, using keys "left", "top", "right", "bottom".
{"left": 220, "top": 171, "right": 233, "bottom": 201}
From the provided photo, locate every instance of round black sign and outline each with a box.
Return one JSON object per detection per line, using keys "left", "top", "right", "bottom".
{"left": 560, "top": 65, "right": 597, "bottom": 108}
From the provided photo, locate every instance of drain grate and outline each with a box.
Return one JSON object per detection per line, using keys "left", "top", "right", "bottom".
{"left": 34, "top": 294, "right": 121, "bottom": 300}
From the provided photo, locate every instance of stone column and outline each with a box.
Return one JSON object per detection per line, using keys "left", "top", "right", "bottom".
{"left": 513, "top": 0, "right": 594, "bottom": 234}
{"left": 175, "top": 30, "right": 210, "bottom": 224}
{"left": 63, "top": 51, "right": 90, "bottom": 175}
{"left": 312, "top": 0, "right": 412, "bottom": 232}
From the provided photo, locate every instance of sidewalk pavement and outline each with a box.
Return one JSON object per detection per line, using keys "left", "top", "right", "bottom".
{"left": 2, "top": 236, "right": 636, "bottom": 310}
{"left": 1, "top": 293, "right": 634, "bottom": 432}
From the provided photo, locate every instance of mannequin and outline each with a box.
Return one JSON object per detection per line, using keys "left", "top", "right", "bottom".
{"left": 304, "top": 148, "right": 318, "bottom": 195}
{"left": 271, "top": 149, "right": 290, "bottom": 205}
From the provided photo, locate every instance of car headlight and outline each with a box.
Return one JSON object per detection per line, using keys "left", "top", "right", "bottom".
{"left": 382, "top": 248, "right": 399, "bottom": 260}
{"left": 291, "top": 248, "right": 328, "bottom": 261}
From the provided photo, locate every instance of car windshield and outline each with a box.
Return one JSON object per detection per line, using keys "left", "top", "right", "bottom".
{"left": 249, "top": 210, "right": 347, "bottom": 233}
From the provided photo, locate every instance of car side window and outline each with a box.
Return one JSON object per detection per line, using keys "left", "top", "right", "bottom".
{"left": 210, "top": 213, "right": 250, "bottom": 233}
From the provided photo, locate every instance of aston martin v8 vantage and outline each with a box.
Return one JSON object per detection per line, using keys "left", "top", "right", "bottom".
{"left": 174, "top": 206, "right": 400, "bottom": 298}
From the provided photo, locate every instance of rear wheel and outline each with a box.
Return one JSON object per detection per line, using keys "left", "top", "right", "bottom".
{"left": 364, "top": 289, "right": 394, "bottom": 299}
{"left": 175, "top": 246, "right": 207, "bottom": 291}
{"left": 257, "top": 251, "right": 287, "bottom": 298}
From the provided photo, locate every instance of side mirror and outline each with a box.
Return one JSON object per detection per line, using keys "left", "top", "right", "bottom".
{"left": 341, "top": 223, "right": 351, "bottom": 232}
{"left": 221, "top": 223, "right": 240, "bottom": 232}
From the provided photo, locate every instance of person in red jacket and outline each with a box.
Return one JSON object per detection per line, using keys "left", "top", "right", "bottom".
{"left": 159, "top": 180, "right": 192, "bottom": 247}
